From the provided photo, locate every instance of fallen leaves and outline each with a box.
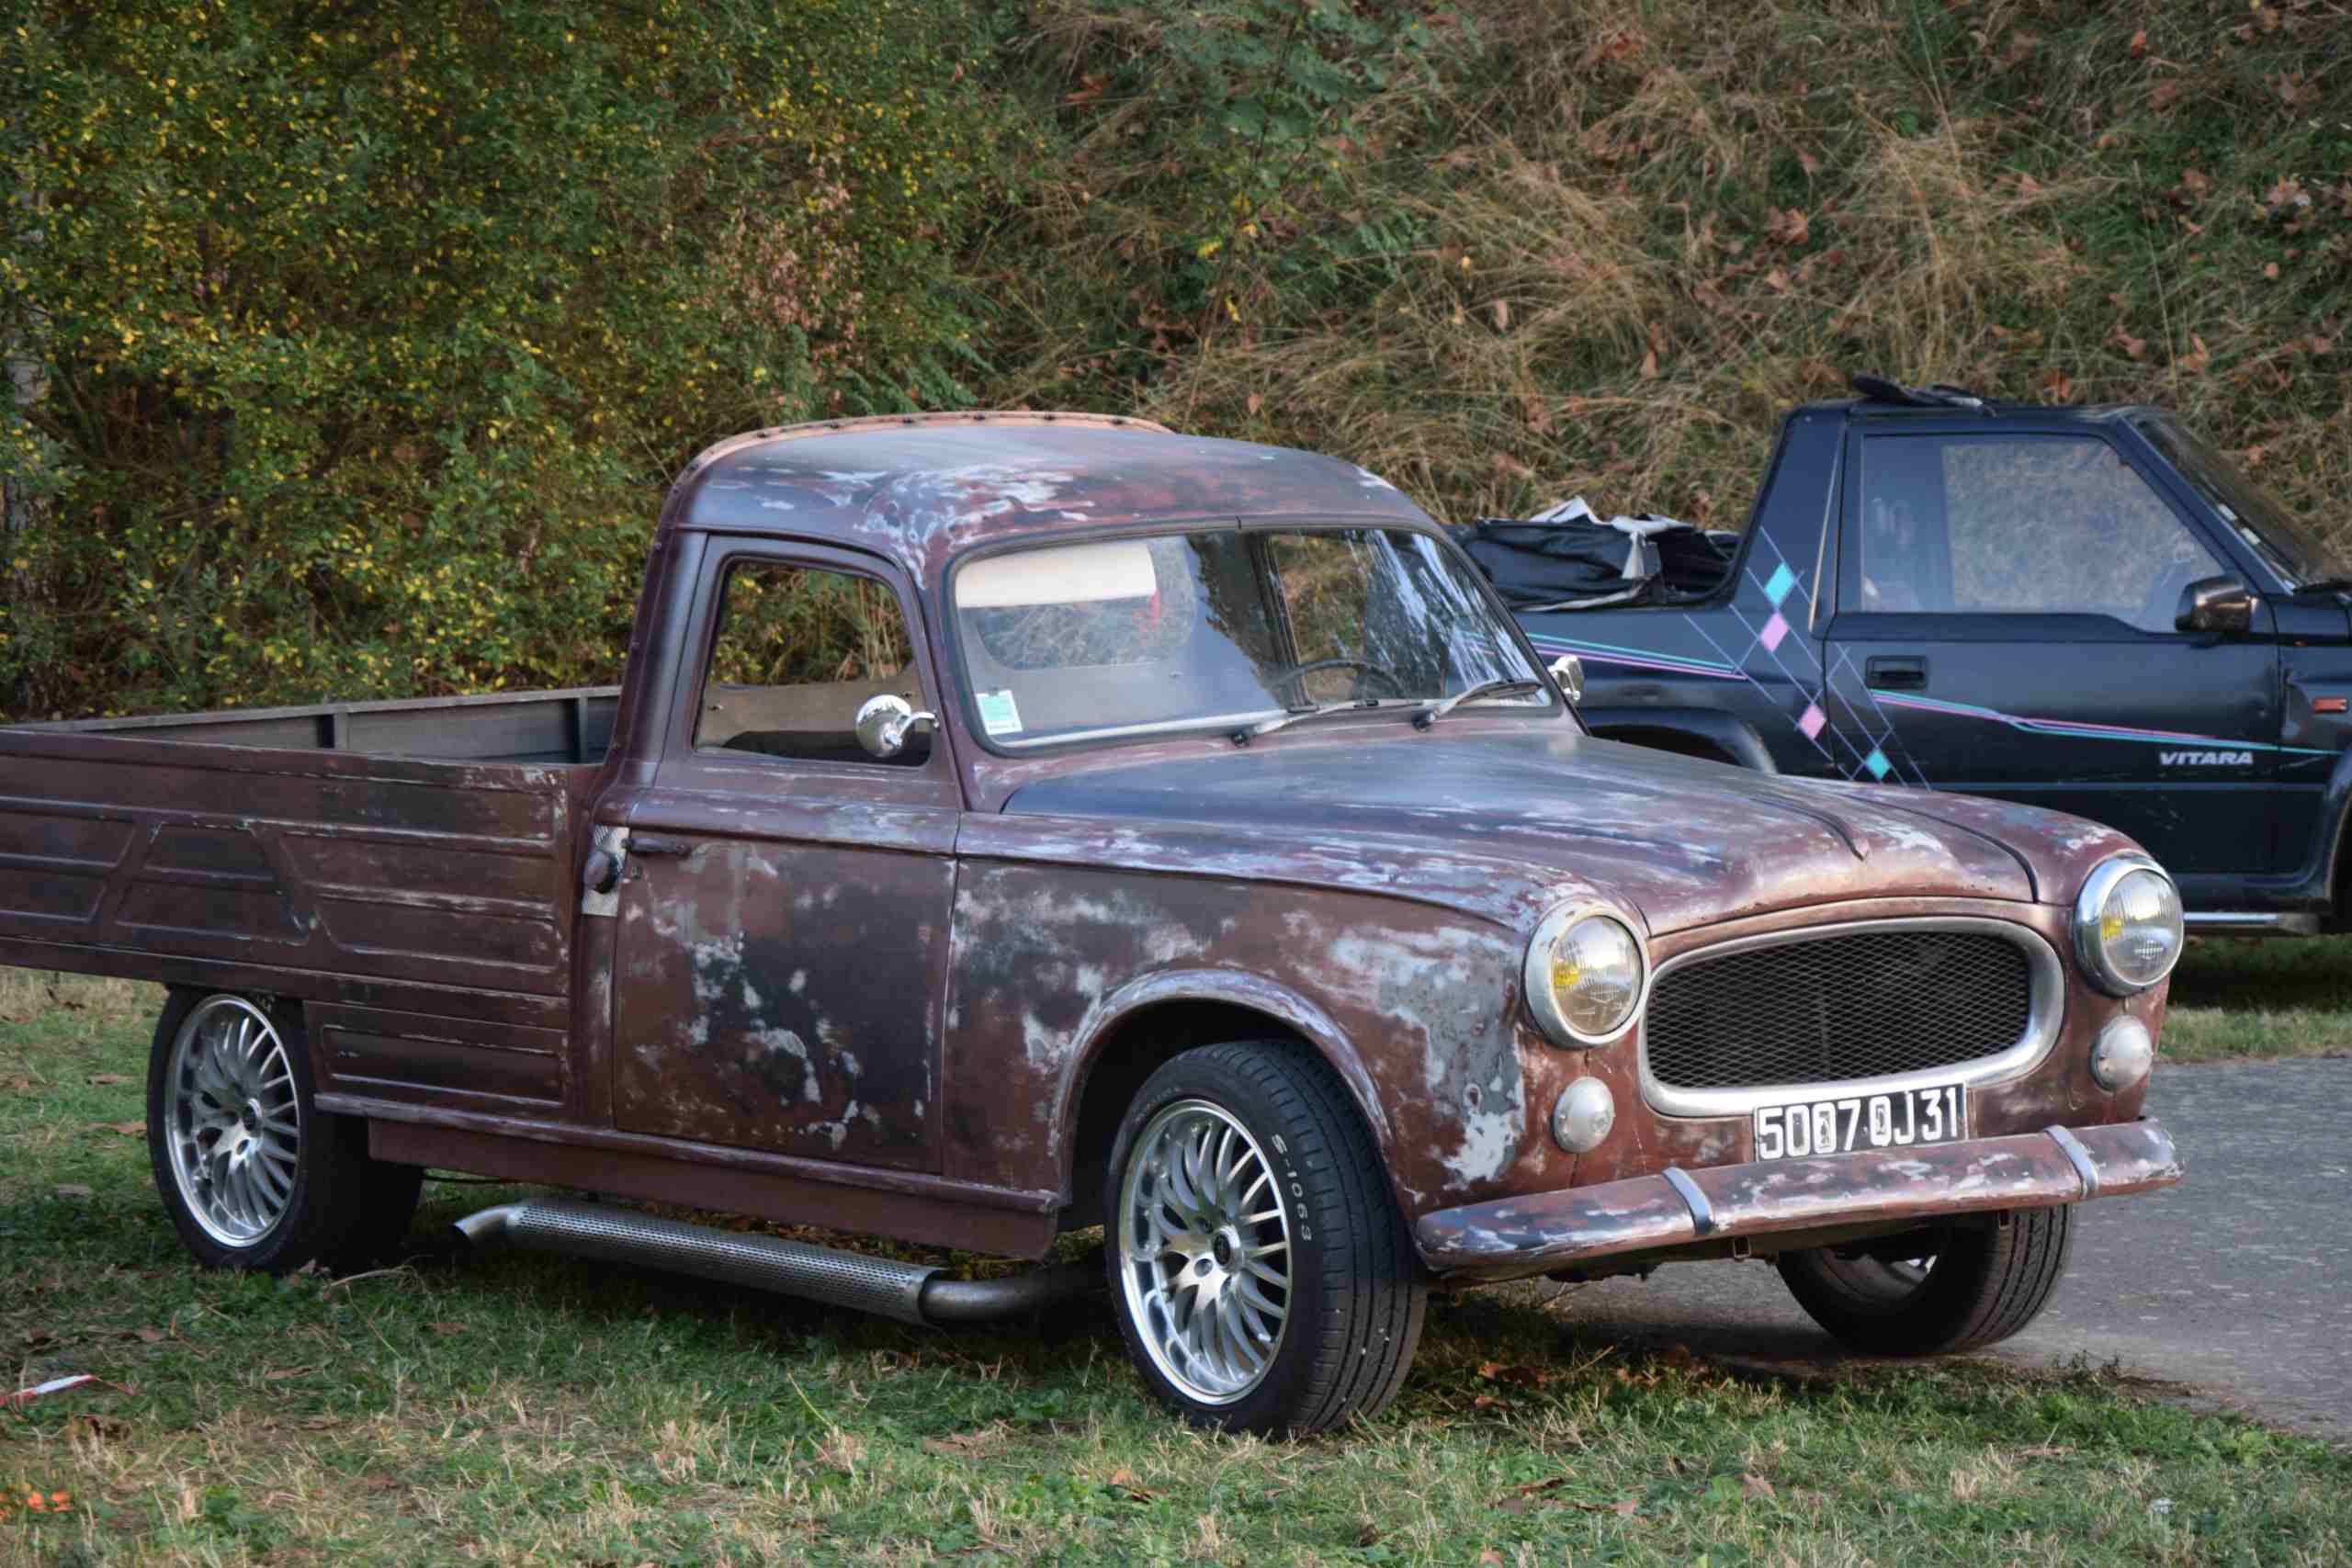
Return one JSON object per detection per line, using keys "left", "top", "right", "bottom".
{"left": 1638, "top": 320, "right": 1670, "bottom": 379}
{"left": 51, "top": 1185, "right": 91, "bottom": 1200}
{"left": 86, "top": 1074, "right": 126, "bottom": 1087}
{"left": 1764, "top": 208, "right": 1809, "bottom": 247}
{"left": 921, "top": 1424, "right": 1005, "bottom": 1461}
{"left": 0, "top": 1490, "right": 74, "bottom": 1523}
{"left": 1490, "top": 1474, "right": 1645, "bottom": 1521}
{"left": 1106, "top": 1466, "right": 1159, "bottom": 1503}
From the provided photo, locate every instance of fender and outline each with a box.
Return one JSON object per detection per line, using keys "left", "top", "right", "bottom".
{"left": 2302, "top": 745, "right": 2352, "bottom": 910}
{"left": 2166, "top": 744, "right": 2352, "bottom": 918}
{"left": 1577, "top": 705, "right": 1781, "bottom": 774}
{"left": 1049, "top": 966, "right": 1402, "bottom": 1203}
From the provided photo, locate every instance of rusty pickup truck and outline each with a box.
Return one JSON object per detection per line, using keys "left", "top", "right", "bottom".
{"left": 0, "top": 412, "right": 2184, "bottom": 1434}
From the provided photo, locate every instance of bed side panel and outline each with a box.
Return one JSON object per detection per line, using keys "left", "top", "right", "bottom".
{"left": 0, "top": 732, "right": 582, "bottom": 1094}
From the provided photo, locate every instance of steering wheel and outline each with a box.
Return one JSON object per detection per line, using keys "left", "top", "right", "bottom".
{"left": 1270, "top": 657, "right": 1409, "bottom": 703}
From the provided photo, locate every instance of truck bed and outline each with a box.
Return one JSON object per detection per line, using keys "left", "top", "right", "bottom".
{"left": 0, "top": 687, "right": 618, "bottom": 1114}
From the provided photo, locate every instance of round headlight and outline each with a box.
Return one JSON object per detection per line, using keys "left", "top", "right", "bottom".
{"left": 1526, "top": 907, "right": 1645, "bottom": 1045}
{"left": 2074, "top": 856, "right": 2184, "bottom": 995}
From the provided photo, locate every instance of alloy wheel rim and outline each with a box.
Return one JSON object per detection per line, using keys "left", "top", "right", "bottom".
{"left": 1116, "top": 1099, "right": 1293, "bottom": 1405}
{"left": 164, "top": 997, "right": 300, "bottom": 1248}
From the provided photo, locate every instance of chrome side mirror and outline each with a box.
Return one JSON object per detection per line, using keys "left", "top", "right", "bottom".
{"left": 854, "top": 694, "right": 936, "bottom": 760}
{"left": 1547, "top": 653, "right": 1585, "bottom": 705}
{"left": 2177, "top": 574, "right": 2255, "bottom": 636}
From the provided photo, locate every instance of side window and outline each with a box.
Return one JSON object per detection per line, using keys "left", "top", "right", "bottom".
{"left": 693, "top": 561, "right": 928, "bottom": 766}
{"left": 1856, "top": 435, "right": 2222, "bottom": 633}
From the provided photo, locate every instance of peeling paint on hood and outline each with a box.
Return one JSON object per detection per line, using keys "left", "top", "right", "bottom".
{"left": 999, "top": 728, "right": 2053, "bottom": 933}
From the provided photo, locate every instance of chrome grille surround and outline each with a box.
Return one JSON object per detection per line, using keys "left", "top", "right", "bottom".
{"left": 1638, "top": 917, "right": 2064, "bottom": 1120}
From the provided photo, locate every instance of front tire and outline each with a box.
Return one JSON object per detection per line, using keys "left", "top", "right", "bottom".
{"left": 146, "top": 990, "right": 422, "bottom": 1274}
{"left": 1776, "top": 1205, "right": 2074, "bottom": 1355}
{"left": 1103, "top": 1041, "right": 1426, "bottom": 1435}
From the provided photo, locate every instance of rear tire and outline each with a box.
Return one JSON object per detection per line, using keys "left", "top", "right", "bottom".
{"left": 146, "top": 990, "right": 423, "bottom": 1274}
{"left": 1776, "top": 1205, "right": 2074, "bottom": 1355}
{"left": 1102, "top": 1040, "right": 1426, "bottom": 1435}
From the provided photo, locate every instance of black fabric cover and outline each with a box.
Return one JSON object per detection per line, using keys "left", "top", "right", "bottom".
{"left": 1449, "top": 517, "right": 1736, "bottom": 609}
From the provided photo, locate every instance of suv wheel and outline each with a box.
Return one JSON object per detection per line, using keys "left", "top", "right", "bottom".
{"left": 1103, "top": 1041, "right": 1426, "bottom": 1435}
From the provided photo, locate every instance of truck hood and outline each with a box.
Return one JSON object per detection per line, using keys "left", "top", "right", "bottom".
{"left": 997, "top": 728, "right": 2134, "bottom": 934}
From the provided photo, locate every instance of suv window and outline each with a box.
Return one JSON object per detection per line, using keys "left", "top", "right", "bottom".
{"left": 694, "top": 560, "right": 928, "bottom": 765}
{"left": 1855, "top": 434, "right": 2221, "bottom": 633}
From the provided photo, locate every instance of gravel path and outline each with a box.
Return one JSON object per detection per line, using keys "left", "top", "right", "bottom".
{"left": 1541, "top": 1059, "right": 2352, "bottom": 1437}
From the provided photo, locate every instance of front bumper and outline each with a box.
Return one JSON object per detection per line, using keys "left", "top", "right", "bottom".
{"left": 1417, "top": 1118, "right": 2181, "bottom": 1277}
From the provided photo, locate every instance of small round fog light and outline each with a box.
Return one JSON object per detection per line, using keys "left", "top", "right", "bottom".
{"left": 2091, "top": 1016, "right": 2154, "bottom": 1091}
{"left": 1552, "top": 1077, "right": 1616, "bottom": 1153}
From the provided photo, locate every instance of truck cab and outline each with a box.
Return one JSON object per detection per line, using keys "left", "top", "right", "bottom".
{"left": 1513, "top": 381, "right": 2352, "bottom": 935}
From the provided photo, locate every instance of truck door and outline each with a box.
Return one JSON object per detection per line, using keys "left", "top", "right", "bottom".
{"left": 1823, "top": 424, "right": 2282, "bottom": 875}
{"left": 608, "top": 539, "right": 956, "bottom": 1169}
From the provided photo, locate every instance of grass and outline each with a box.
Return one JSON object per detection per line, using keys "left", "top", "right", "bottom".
{"left": 4, "top": 972, "right": 2346, "bottom": 1564}
{"left": 2163, "top": 935, "right": 2352, "bottom": 1062}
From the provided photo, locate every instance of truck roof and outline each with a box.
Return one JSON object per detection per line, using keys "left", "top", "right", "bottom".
{"left": 1795, "top": 396, "right": 2148, "bottom": 422}
{"left": 664, "top": 411, "right": 1433, "bottom": 579}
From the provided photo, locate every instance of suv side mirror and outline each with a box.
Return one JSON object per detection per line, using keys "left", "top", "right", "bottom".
{"left": 1547, "top": 653, "right": 1585, "bottom": 705}
{"left": 2176, "top": 574, "right": 2256, "bottom": 636}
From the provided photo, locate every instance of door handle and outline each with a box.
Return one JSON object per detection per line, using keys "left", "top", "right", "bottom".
{"left": 1864, "top": 656, "right": 1928, "bottom": 692}
{"left": 629, "top": 833, "right": 696, "bottom": 857}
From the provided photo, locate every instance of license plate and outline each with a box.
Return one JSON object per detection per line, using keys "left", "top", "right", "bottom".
{"left": 1753, "top": 1084, "right": 1967, "bottom": 1161}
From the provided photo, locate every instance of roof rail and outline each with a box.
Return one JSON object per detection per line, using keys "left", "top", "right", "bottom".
{"left": 1849, "top": 374, "right": 1992, "bottom": 412}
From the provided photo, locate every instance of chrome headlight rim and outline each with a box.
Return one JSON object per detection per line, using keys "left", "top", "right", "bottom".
{"left": 1524, "top": 902, "right": 1649, "bottom": 1047}
{"left": 2073, "top": 854, "right": 2183, "bottom": 997}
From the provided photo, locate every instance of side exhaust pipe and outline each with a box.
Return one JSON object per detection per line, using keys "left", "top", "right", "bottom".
{"left": 452, "top": 1199, "right": 1099, "bottom": 1327}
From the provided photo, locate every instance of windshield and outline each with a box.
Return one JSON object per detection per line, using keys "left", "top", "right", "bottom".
{"left": 949, "top": 527, "right": 1554, "bottom": 749}
{"left": 2136, "top": 415, "right": 2349, "bottom": 589}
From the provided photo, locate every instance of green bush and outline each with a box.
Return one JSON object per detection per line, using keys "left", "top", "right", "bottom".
{"left": 0, "top": 0, "right": 1014, "bottom": 718}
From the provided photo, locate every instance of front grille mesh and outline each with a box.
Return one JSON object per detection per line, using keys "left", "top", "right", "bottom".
{"left": 1645, "top": 929, "right": 2032, "bottom": 1091}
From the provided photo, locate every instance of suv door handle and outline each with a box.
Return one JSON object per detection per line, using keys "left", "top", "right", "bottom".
{"left": 1864, "top": 655, "right": 1928, "bottom": 691}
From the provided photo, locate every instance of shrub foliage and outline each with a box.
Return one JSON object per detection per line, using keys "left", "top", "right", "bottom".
{"left": 0, "top": 0, "right": 1008, "bottom": 716}
{"left": 6, "top": 1, "right": 2348, "bottom": 721}
{"left": 982, "top": 0, "right": 2349, "bottom": 535}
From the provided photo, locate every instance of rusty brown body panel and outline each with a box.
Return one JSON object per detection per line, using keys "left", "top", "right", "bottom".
{"left": 1418, "top": 1118, "right": 2183, "bottom": 1280}
{"left": 0, "top": 412, "right": 2187, "bottom": 1282}
{"left": 939, "top": 850, "right": 1573, "bottom": 1216}
{"left": 1561, "top": 897, "right": 2162, "bottom": 1190}
{"left": 0, "top": 728, "right": 587, "bottom": 1105}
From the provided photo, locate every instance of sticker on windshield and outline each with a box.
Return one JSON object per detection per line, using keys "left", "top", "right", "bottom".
{"left": 976, "top": 688, "right": 1024, "bottom": 737}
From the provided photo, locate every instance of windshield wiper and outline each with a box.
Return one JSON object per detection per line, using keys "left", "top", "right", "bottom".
{"left": 1232, "top": 697, "right": 1388, "bottom": 744}
{"left": 1411, "top": 677, "right": 1547, "bottom": 729}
